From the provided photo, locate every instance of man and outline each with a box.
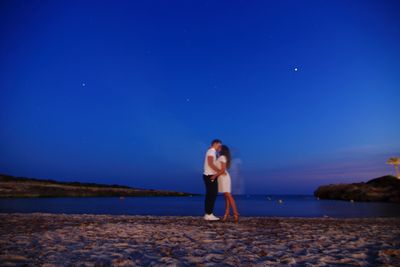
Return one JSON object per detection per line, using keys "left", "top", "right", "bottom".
{"left": 203, "top": 139, "right": 222, "bottom": 221}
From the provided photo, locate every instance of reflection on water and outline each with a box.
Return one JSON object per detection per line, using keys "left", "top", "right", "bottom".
{"left": 0, "top": 195, "right": 399, "bottom": 218}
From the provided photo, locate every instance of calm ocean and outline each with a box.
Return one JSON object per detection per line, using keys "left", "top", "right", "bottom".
{"left": 0, "top": 195, "right": 399, "bottom": 218}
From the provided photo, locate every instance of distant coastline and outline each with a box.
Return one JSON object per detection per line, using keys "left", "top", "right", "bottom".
{"left": 314, "top": 175, "right": 400, "bottom": 203}
{"left": 0, "top": 174, "right": 196, "bottom": 198}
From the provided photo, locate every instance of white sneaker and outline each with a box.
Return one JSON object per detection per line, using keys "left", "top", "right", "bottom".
{"left": 204, "top": 214, "right": 219, "bottom": 221}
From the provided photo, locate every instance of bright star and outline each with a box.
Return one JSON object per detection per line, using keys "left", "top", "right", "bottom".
{"left": 294, "top": 67, "right": 298, "bottom": 72}
{"left": 82, "top": 83, "right": 86, "bottom": 87}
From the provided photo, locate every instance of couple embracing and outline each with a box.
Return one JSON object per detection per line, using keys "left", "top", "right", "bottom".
{"left": 203, "top": 139, "right": 239, "bottom": 222}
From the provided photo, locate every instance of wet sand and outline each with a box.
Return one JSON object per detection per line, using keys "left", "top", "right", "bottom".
{"left": 1, "top": 213, "right": 399, "bottom": 266}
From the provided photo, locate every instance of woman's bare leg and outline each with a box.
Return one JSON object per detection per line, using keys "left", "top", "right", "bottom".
{"left": 223, "top": 193, "right": 230, "bottom": 221}
{"left": 226, "top": 193, "right": 239, "bottom": 221}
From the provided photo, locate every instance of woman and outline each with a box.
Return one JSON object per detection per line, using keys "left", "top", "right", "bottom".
{"left": 211, "top": 145, "right": 239, "bottom": 222}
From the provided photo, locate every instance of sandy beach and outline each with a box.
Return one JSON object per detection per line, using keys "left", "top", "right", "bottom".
{"left": 1, "top": 213, "right": 399, "bottom": 266}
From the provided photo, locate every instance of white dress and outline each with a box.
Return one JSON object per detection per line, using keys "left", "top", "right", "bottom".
{"left": 217, "top": 155, "right": 231, "bottom": 193}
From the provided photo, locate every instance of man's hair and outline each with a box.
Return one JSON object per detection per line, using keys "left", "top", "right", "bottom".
{"left": 211, "top": 139, "right": 222, "bottom": 146}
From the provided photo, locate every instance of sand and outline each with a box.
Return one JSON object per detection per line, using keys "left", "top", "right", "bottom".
{"left": 1, "top": 213, "right": 399, "bottom": 266}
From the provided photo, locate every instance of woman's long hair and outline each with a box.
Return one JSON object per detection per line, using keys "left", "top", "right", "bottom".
{"left": 220, "top": 145, "right": 231, "bottom": 169}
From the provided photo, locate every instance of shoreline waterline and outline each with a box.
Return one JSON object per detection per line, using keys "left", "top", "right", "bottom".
{"left": 1, "top": 195, "right": 399, "bottom": 218}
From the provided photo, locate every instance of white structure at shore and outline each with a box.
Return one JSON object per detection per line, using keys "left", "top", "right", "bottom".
{"left": 231, "top": 157, "right": 245, "bottom": 195}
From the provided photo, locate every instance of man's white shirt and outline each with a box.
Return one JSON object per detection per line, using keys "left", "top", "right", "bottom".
{"left": 203, "top": 148, "right": 217, "bottom": 175}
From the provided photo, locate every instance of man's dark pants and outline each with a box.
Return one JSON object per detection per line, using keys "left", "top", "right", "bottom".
{"left": 203, "top": 174, "right": 218, "bottom": 215}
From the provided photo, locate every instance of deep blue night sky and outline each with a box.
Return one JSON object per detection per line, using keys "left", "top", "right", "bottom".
{"left": 1, "top": 0, "right": 399, "bottom": 194}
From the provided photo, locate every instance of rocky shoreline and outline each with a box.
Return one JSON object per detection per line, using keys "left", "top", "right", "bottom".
{"left": 0, "top": 174, "right": 194, "bottom": 198}
{"left": 1, "top": 213, "right": 399, "bottom": 266}
{"left": 314, "top": 175, "right": 400, "bottom": 203}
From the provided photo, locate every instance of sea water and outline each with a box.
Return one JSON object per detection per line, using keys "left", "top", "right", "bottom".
{"left": 0, "top": 195, "right": 399, "bottom": 218}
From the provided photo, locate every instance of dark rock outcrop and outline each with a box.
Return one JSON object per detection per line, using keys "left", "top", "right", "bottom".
{"left": 314, "top": 175, "right": 400, "bottom": 203}
{"left": 0, "top": 173, "right": 195, "bottom": 198}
